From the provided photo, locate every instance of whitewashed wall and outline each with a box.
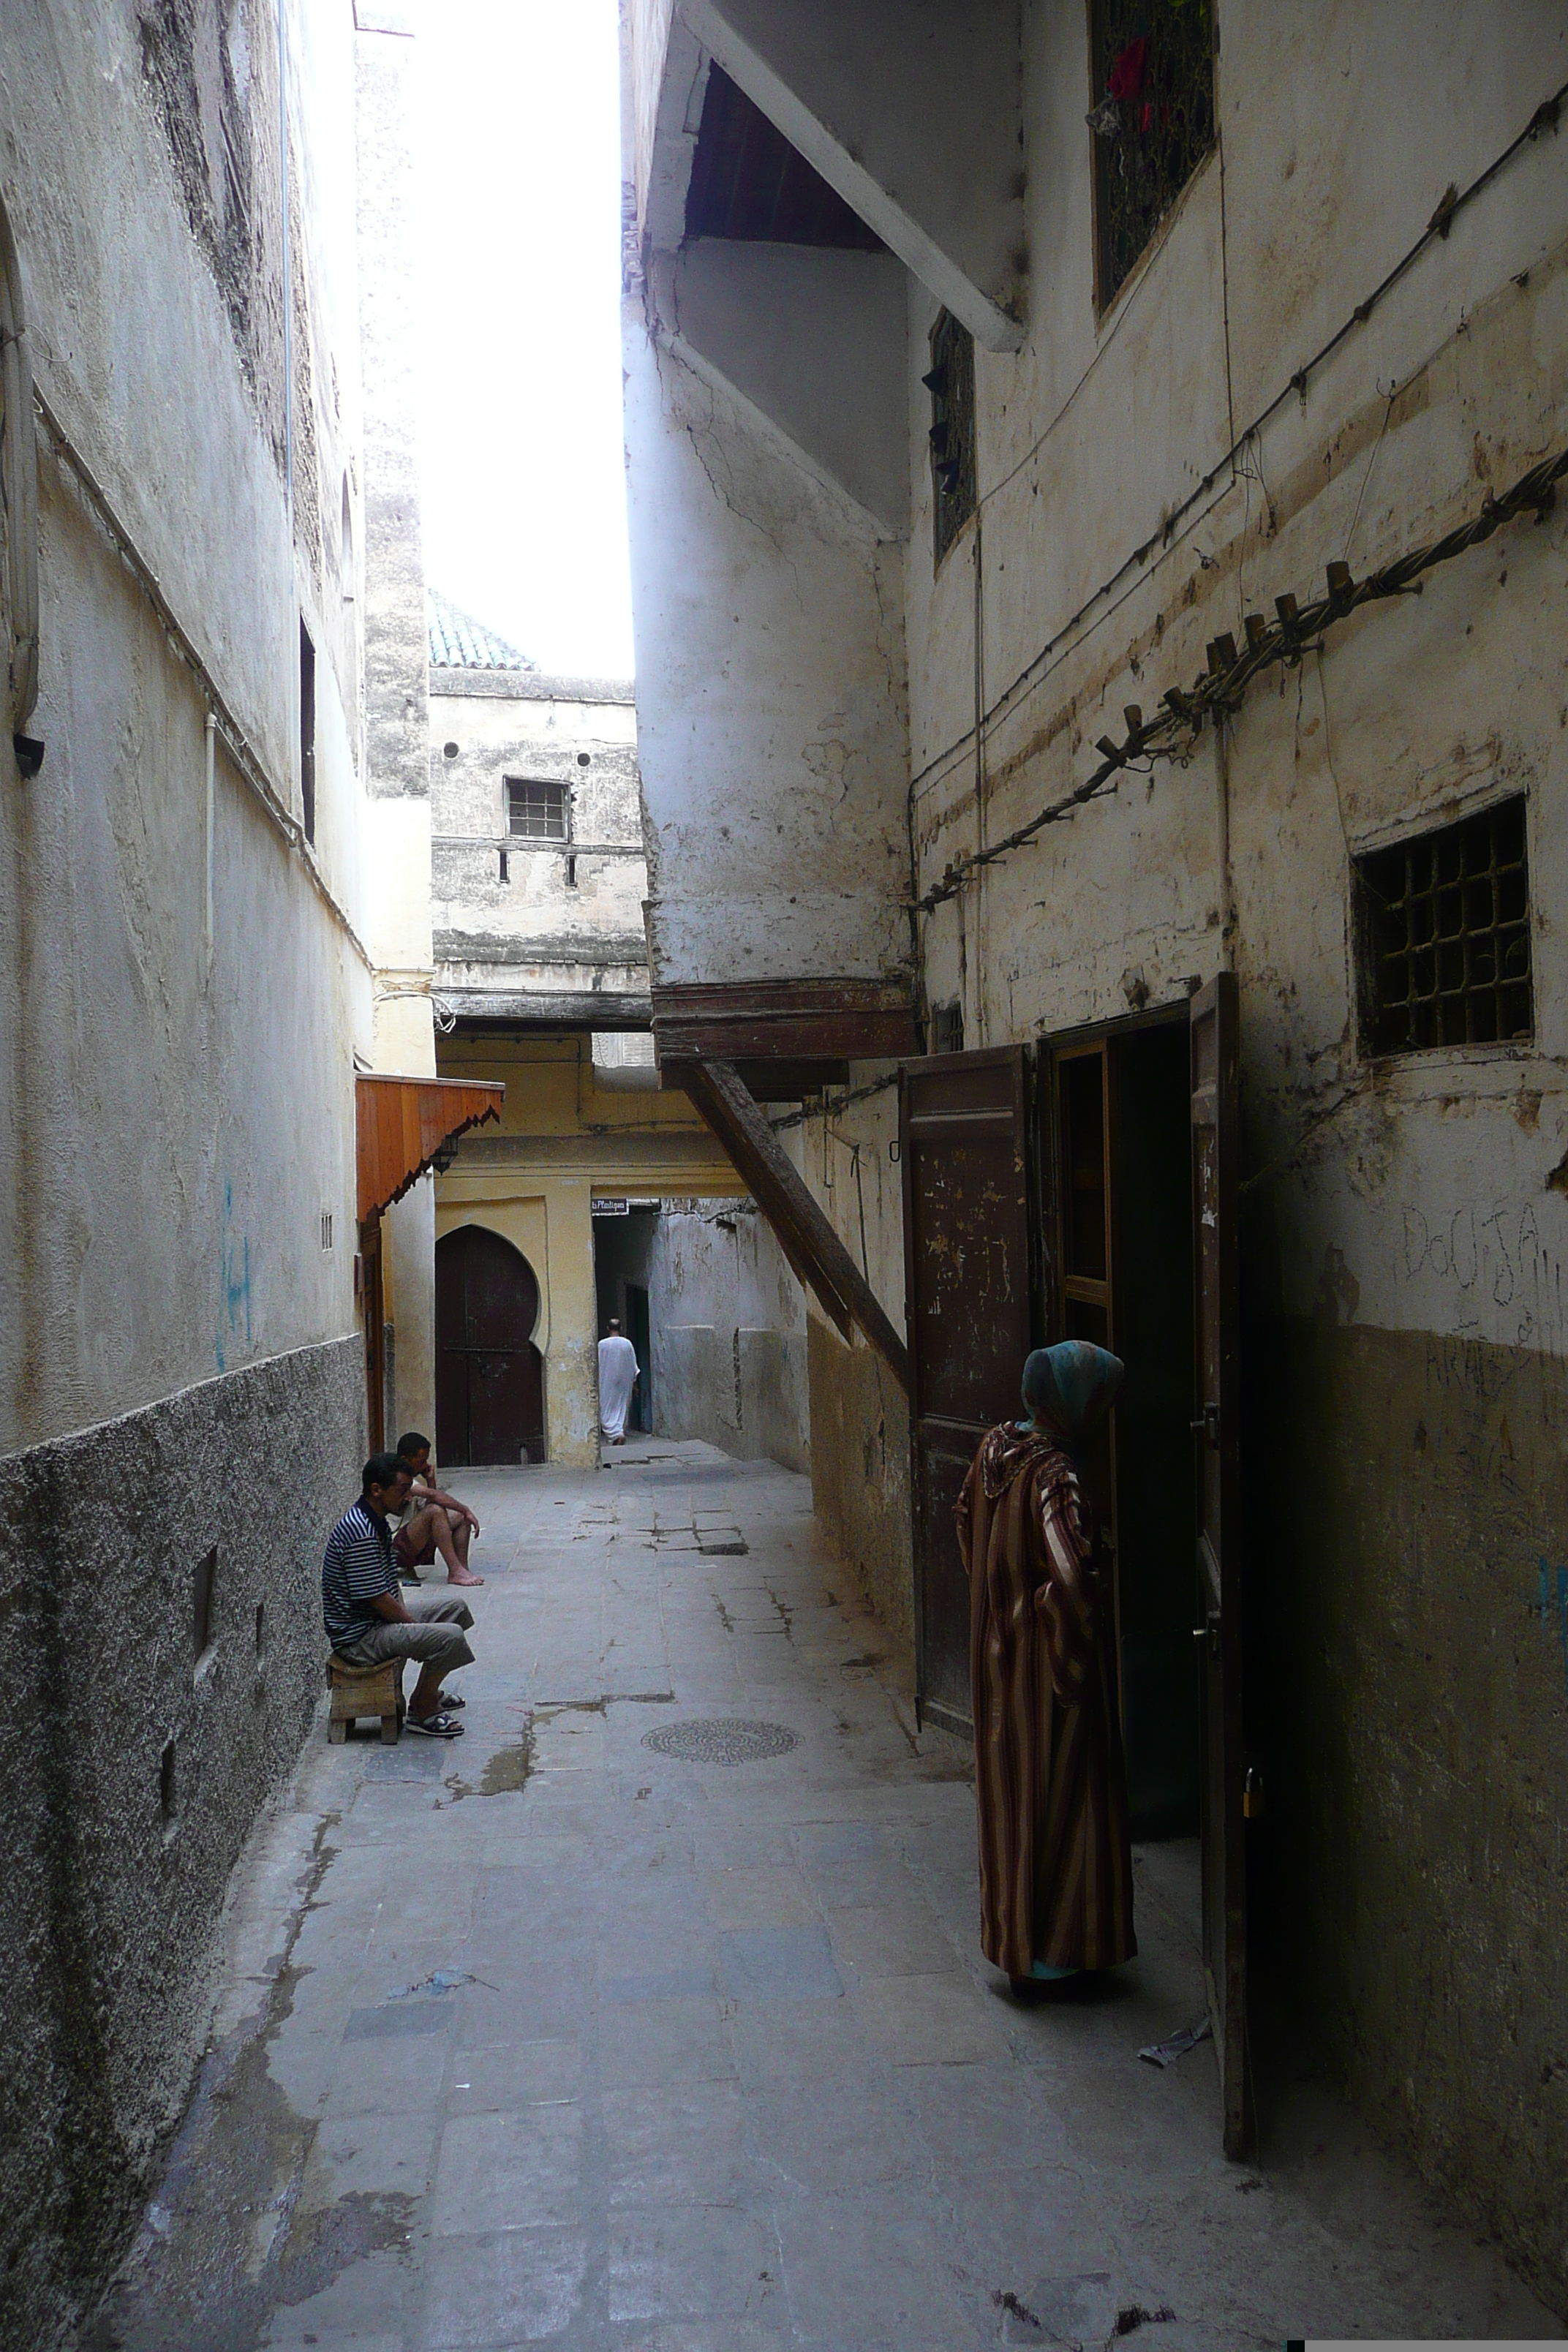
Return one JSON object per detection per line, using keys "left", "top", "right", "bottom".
{"left": 625, "top": 0, "right": 1568, "bottom": 2304}
{"left": 0, "top": 6, "right": 413, "bottom": 2337}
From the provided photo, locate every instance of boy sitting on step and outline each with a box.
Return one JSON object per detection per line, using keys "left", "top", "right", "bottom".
{"left": 391, "top": 1430, "right": 483, "bottom": 1588}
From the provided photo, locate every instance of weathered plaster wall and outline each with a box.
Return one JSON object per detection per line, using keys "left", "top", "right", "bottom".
{"left": 912, "top": 7, "right": 1568, "bottom": 2304}
{"left": 0, "top": 8, "right": 416, "bottom": 2341}
{"left": 625, "top": 0, "right": 1568, "bottom": 2297}
{"left": 784, "top": 1074, "right": 911, "bottom": 1675}
{"left": 356, "top": 18, "right": 426, "bottom": 809}
{"left": 641, "top": 1197, "right": 810, "bottom": 1470}
{"left": 914, "top": 14, "right": 1568, "bottom": 2297}
{"left": 0, "top": 0, "right": 372, "bottom": 1461}
{"left": 657, "top": 237, "right": 910, "bottom": 530}
{"left": 356, "top": 11, "right": 437, "bottom": 1447}
{"left": 3, "top": 487, "right": 363, "bottom": 1450}
{"left": 0, "top": 1338, "right": 363, "bottom": 2352}
{"left": 623, "top": 308, "right": 913, "bottom": 994}
{"left": 429, "top": 673, "right": 648, "bottom": 1025}
{"left": 807, "top": 1313, "right": 913, "bottom": 1690}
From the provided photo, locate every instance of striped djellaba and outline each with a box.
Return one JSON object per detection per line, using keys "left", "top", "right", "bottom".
{"left": 954, "top": 1425, "right": 1137, "bottom": 1978}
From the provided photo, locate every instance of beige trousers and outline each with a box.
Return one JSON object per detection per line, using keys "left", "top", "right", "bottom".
{"left": 334, "top": 1590, "right": 475, "bottom": 1675}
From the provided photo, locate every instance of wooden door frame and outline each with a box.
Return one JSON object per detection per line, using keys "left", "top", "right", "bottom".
{"left": 1050, "top": 1036, "right": 1115, "bottom": 1341}
{"left": 1041, "top": 998, "right": 1192, "bottom": 1703}
{"left": 1190, "top": 970, "right": 1248, "bottom": 2155}
{"left": 1039, "top": 995, "right": 1192, "bottom": 1056}
{"left": 1047, "top": 1035, "right": 1125, "bottom": 1722}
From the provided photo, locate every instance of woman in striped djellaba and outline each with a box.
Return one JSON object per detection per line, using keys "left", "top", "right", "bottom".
{"left": 954, "top": 1342, "right": 1137, "bottom": 1994}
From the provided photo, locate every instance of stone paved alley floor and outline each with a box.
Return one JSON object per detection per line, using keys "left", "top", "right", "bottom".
{"left": 96, "top": 1445, "right": 1561, "bottom": 2351}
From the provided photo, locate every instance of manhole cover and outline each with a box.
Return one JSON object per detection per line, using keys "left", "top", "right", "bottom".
{"left": 641, "top": 1718, "right": 800, "bottom": 1765}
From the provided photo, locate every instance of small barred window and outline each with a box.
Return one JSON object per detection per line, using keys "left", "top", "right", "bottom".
{"left": 1353, "top": 796, "right": 1532, "bottom": 1057}
{"left": 923, "top": 312, "right": 976, "bottom": 568}
{"left": 506, "top": 778, "right": 569, "bottom": 840}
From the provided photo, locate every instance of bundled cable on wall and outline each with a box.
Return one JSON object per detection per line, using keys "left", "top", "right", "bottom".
{"left": 915, "top": 440, "right": 1567, "bottom": 915}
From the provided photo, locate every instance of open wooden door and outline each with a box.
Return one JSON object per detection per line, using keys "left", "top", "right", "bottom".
{"left": 901, "top": 1047, "right": 1035, "bottom": 1736}
{"left": 1191, "top": 973, "right": 1248, "bottom": 2154}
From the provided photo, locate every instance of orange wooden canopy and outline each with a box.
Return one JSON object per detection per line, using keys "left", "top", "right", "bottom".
{"left": 356, "top": 1073, "right": 504, "bottom": 1224}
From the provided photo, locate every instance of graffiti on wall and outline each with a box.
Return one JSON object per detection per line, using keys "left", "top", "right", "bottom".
{"left": 1401, "top": 1198, "right": 1568, "bottom": 1355}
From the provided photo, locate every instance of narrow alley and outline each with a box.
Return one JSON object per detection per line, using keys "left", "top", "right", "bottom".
{"left": 9, "top": 5, "right": 1568, "bottom": 2345}
{"left": 95, "top": 1450, "right": 1555, "bottom": 2352}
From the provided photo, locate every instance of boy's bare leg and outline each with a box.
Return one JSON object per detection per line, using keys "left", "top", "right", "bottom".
{"left": 403, "top": 1504, "right": 483, "bottom": 1588}
{"left": 431, "top": 1503, "right": 483, "bottom": 1587}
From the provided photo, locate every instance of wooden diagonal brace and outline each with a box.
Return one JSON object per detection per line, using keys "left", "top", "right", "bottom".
{"left": 676, "top": 1058, "right": 911, "bottom": 1395}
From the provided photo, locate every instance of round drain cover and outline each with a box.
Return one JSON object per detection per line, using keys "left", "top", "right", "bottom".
{"left": 641, "top": 1718, "right": 800, "bottom": 1765}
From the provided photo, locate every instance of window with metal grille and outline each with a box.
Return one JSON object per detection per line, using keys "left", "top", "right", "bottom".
{"left": 506, "top": 777, "right": 568, "bottom": 840}
{"left": 1088, "top": 0, "right": 1216, "bottom": 311}
{"left": 924, "top": 312, "right": 976, "bottom": 568}
{"left": 299, "top": 621, "right": 317, "bottom": 844}
{"left": 1353, "top": 796, "right": 1532, "bottom": 1056}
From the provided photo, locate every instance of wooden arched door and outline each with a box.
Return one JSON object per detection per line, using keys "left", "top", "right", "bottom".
{"left": 435, "top": 1227, "right": 546, "bottom": 1465}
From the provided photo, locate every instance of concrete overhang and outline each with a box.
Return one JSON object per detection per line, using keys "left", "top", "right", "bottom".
{"left": 671, "top": 0, "right": 1025, "bottom": 353}
{"left": 653, "top": 238, "right": 908, "bottom": 534}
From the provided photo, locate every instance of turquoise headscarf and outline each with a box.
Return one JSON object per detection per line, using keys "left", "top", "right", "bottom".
{"left": 1020, "top": 1341, "right": 1124, "bottom": 1454}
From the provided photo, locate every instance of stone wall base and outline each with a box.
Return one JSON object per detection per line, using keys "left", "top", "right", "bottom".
{"left": 1249, "top": 1315, "right": 1568, "bottom": 2317}
{"left": 0, "top": 1335, "right": 364, "bottom": 2350}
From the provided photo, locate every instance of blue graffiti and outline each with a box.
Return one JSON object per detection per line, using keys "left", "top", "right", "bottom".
{"left": 1537, "top": 1558, "right": 1568, "bottom": 1697}
{"left": 217, "top": 1180, "right": 252, "bottom": 1372}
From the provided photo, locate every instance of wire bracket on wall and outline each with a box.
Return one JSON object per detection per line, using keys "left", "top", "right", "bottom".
{"left": 914, "top": 441, "right": 1567, "bottom": 915}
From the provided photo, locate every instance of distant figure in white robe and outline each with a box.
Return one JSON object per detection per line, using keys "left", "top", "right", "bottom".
{"left": 598, "top": 1320, "right": 640, "bottom": 1444}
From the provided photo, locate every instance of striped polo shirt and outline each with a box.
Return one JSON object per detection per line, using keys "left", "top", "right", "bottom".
{"left": 321, "top": 1499, "right": 398, "bottom": 1649}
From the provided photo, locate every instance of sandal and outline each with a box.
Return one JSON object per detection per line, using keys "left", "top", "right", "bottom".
{"left": 434, "top": 1689, "right": 466, "bottom": 1709}
{"left": 404, "top": 1712, "right": 464, "bottom": 1739}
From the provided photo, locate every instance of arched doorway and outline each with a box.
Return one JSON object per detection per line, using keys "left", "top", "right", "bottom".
{"left": 435, "top": 1226, "right": 546, "bottom": 1465}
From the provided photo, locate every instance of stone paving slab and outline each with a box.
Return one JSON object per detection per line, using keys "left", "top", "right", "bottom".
{"left": 94, "top": 1444, "right": 1562, "bottom": 2350}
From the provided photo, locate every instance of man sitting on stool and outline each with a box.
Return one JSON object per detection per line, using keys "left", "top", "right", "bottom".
{"left": 391, "top": 1431, "right": 483, "bottom": 1588}
{"left": 323, "top": 1453, "right": 474, "bottom": 1739}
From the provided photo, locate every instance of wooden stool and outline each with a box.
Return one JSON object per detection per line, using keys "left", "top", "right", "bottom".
{"left": 328, "top": 1654, "right": 404, "bottom": 1745}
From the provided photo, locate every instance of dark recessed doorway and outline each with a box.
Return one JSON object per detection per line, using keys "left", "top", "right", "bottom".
{"left": 435, "top": 1224, "right": 546, "bottom": 1465}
